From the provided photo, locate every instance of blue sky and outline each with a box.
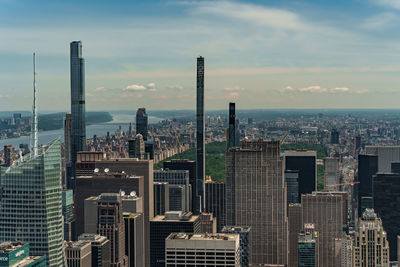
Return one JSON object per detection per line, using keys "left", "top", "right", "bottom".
{"left": 2, "top": 0, "right": 400, "bottom": 110}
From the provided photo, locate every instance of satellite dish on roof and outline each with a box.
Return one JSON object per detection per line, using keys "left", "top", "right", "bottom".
{"left": 94, "top": 168, "right": 99, "bottom": 173}
{"left": 130, "top": 191, "right": 137, "bottom": 197}
{"left": 120, "top": 191, "right": 126, "bottom": 196}
{"left": 104, "top": 168, "right": 109, "bottom": 173}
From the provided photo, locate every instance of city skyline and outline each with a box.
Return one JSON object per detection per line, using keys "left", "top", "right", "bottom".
{"left": 2, "top": 0, "right": 400, "bottom": 110}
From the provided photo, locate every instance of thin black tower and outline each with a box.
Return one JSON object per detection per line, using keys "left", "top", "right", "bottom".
{"left": 196, "top": 56, "right": 205, "bottom": 214}
{"left": 69, "top": 41, "right": 86, "bottom": 189}
{"left": 228, "top": 102, "right": 239, "bottom": 148}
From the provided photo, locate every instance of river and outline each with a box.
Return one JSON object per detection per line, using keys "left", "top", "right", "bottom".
{"left": 0, "top": 112, "right": 163, "bottom": 148}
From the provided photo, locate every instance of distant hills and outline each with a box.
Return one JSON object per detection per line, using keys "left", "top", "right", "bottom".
{"left": 38, "top": 112, "right": 113, "bottom": 131}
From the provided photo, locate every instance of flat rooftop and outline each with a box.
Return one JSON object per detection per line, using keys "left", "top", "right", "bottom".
{"left": 0, "top": 242, "right": 24, "bottom": 253}
{"left": 151, "top": 214, "right": 198, "bottom": 222}
{"left": 167, "top": 233, "right": 238, "bottom": 242}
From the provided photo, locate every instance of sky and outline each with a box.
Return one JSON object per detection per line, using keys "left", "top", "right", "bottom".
{"left": 2, "top": 0, "right": 400, "bottom": 111}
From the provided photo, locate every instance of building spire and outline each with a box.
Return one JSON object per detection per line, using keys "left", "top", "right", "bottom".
{"left": 32, "top": 53, "right": 38, "bottom": 156}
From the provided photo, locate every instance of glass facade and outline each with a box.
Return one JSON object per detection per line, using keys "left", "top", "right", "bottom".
{"left": 196, "top": 56, "right": 205, "bottom": 215}
{"left": 70, "top": 40, "right": 87, "bottom": 190}
{"left": 0, "top": 139, "right": 65, "bottom": 267}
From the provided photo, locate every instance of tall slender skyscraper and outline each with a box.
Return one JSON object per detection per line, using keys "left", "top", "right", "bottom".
{"left": 228, "top": 102, "right": 240, "bottom": 148}
{"left": 70, "top": 40, "right": 86, "bottom": 189}
{"left": 136, "top": 108, "right": 148, "bottom": 141}
{"left": 196, "top": 56, "right": 205, "bottom": 214}
{"left": 0, "top": 139, "right": 65, "bottom": 266}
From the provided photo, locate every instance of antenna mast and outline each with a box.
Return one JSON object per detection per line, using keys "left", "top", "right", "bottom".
{"left": 32, "top": 53, "right": 38, "bottom": 156}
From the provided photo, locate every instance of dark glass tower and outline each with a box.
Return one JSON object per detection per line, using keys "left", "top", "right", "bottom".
{"left": 285, "top": 151, "right": 317, "bottom": 200}
{"left": 228, "top": 102, "right": 240, "bottom": 148}
{"left": 373, "top": 173, "right": 400, "bottom": 261}
{"left": 196, "top": 56, "right": 205, "bottom": 214}
{"left": 70, "top": 41, "right": 86, "bottom": 189}
{"left": 136, "top": 108, "right": 148, "bottom": 141}
{"left": 357, "top": 154, "right": 378, "bottom": 217}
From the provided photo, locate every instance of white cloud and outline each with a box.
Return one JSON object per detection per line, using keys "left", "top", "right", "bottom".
{"left": 85, "top": 93, "right": 93, "bottom": 97}
{"left": 224, "top": 85, "right": 244, "bottom": 91}
{"left": 188, "top": 1, "right": 310, "bottom": 31}
{"left": 147, "top": 82, "right": 157, "bottom": 92}
{"left": 280, "top": 86, "right": 295, "bottom": 92}
{"left": 281, "top": 86, "right": 353, "bottom": 94}
{"left": 330, "top": 87, "right": 350, "bottom": 93}
{"left": 123, "top": 84, "right": 147, "bottom": 91}
{"left": 299, "top": 85, "right": 328, "bottom": 93}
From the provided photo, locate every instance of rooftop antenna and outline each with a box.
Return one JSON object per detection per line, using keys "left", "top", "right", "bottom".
{"left": 32, "top": 53, "right": 38, "bottom": 156}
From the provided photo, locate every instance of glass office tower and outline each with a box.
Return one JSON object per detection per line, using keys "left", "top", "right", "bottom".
{"left": 69, "top": 40, "right": 86, "bottom": 189}
{"left": 0, "top": 139, "right": 65, "bottom": 267}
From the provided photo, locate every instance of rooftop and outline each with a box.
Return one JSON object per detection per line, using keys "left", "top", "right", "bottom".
{"left": 167, "top": 233, "right": 238, "bottom": 242}
{"left": 65, "top": 240, "right": 91, "bottom": 249}
{"left": 151, "top": 212, "right": 198, "bottom": 222}
{"left": 0, "top": 242, "right": 25, "bottom": 253}
{"left": 78, "top": 234, "right": 108, "bottom": 243}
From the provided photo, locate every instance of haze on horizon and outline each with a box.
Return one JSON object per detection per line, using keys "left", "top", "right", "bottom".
{"left": 2, "top": 0, "right": 400, "bottom": 111}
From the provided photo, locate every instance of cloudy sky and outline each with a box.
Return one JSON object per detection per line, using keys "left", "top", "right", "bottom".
{"left": 2, "top": 0, "right": 400, "bottom": 111}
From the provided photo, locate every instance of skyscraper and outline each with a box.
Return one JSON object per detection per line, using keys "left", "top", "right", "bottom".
{"left": 62, "top": 189, "right": 75, "bottom": 241}
{"left": 0, "top": 139, "right": 65, "bottom": 266}
{"left": 205, "top": 180, "right": 226, "bottom": 232}
{"left": 65, "top": 240, "right": 92, "bottom": 267}
{"left": 226, "top": 140, "right": 287, "bottom": 265}
{"left": 70, "top": 41, "right": 86, "bottom": 189}
{"left": 128, "top": 134, "right": 145, "bottom": 159}
{"left": 123, "top": 213, "right": 144, "bottom": 267}
{"left": 150, "top": 211, "right": 200, "bottom": 267}
{"left": 365, "top": 145, "right": 400, "bottom": 172}
{"left": 353, "top": 209, "right": 390, "bottom": 266}
{"left": 330, "top": 129, "right": 339, "bottom": 144}
{"left": 136, "top": 108, "right": 148, "bottom": 141}
{"left": 75, "top": 171, "right": 144, "bottom": 237}
{"left": 373, "top": 172, "right": 400, "bottom": 261}
{"left": 163, "top": 159, "right": 196, "bottom": 212}
{"left": 64, "top": 113, "right": 72, "bottom": 186}
{"left": 78, "top": 234, "right": 111, "bottom": 267}
{"left": 64, "top": 113, "right": 72, "bottom": 163}
{"left": 285, "top": 150, "right": 317, "bottom": 199}
{"left": 301, "top": 191, "right": 347, "bottom": 267}
{"left": 288, "top": 203, "right": 302, "bottom": 267}
{"left": 196, "top": 56, "right": 205, "bottom": 214}
{"left": 228, "top": 102, "right": 240, "bottom": 148}
{"left": 357, "top": 154, "right": 378, "bottom": 217}
{"left": 298, "top": 224, "right": 318, "bottom": 267}
{"left": 154, "top": 169, "right": 191, "bottom": 212}
{"left": 324, "top": 157, "right": 340, "bottom": 190}
{"left": 165, "top": 233, "right": 241, "bottom": 267}
{"left": 221, "top": 226, "right": 251, "bottom": 267}
{"left": 285, "top": 170, "right": 300, "bottom": 205}
{"left": 154, "top": 182, "right": 169, "bottom": 216}
{"left": 81, "top": 158, "right": 153, "bottom": 267}
{"left": 85, "top": 193, "right": 128, "bottom": 267}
